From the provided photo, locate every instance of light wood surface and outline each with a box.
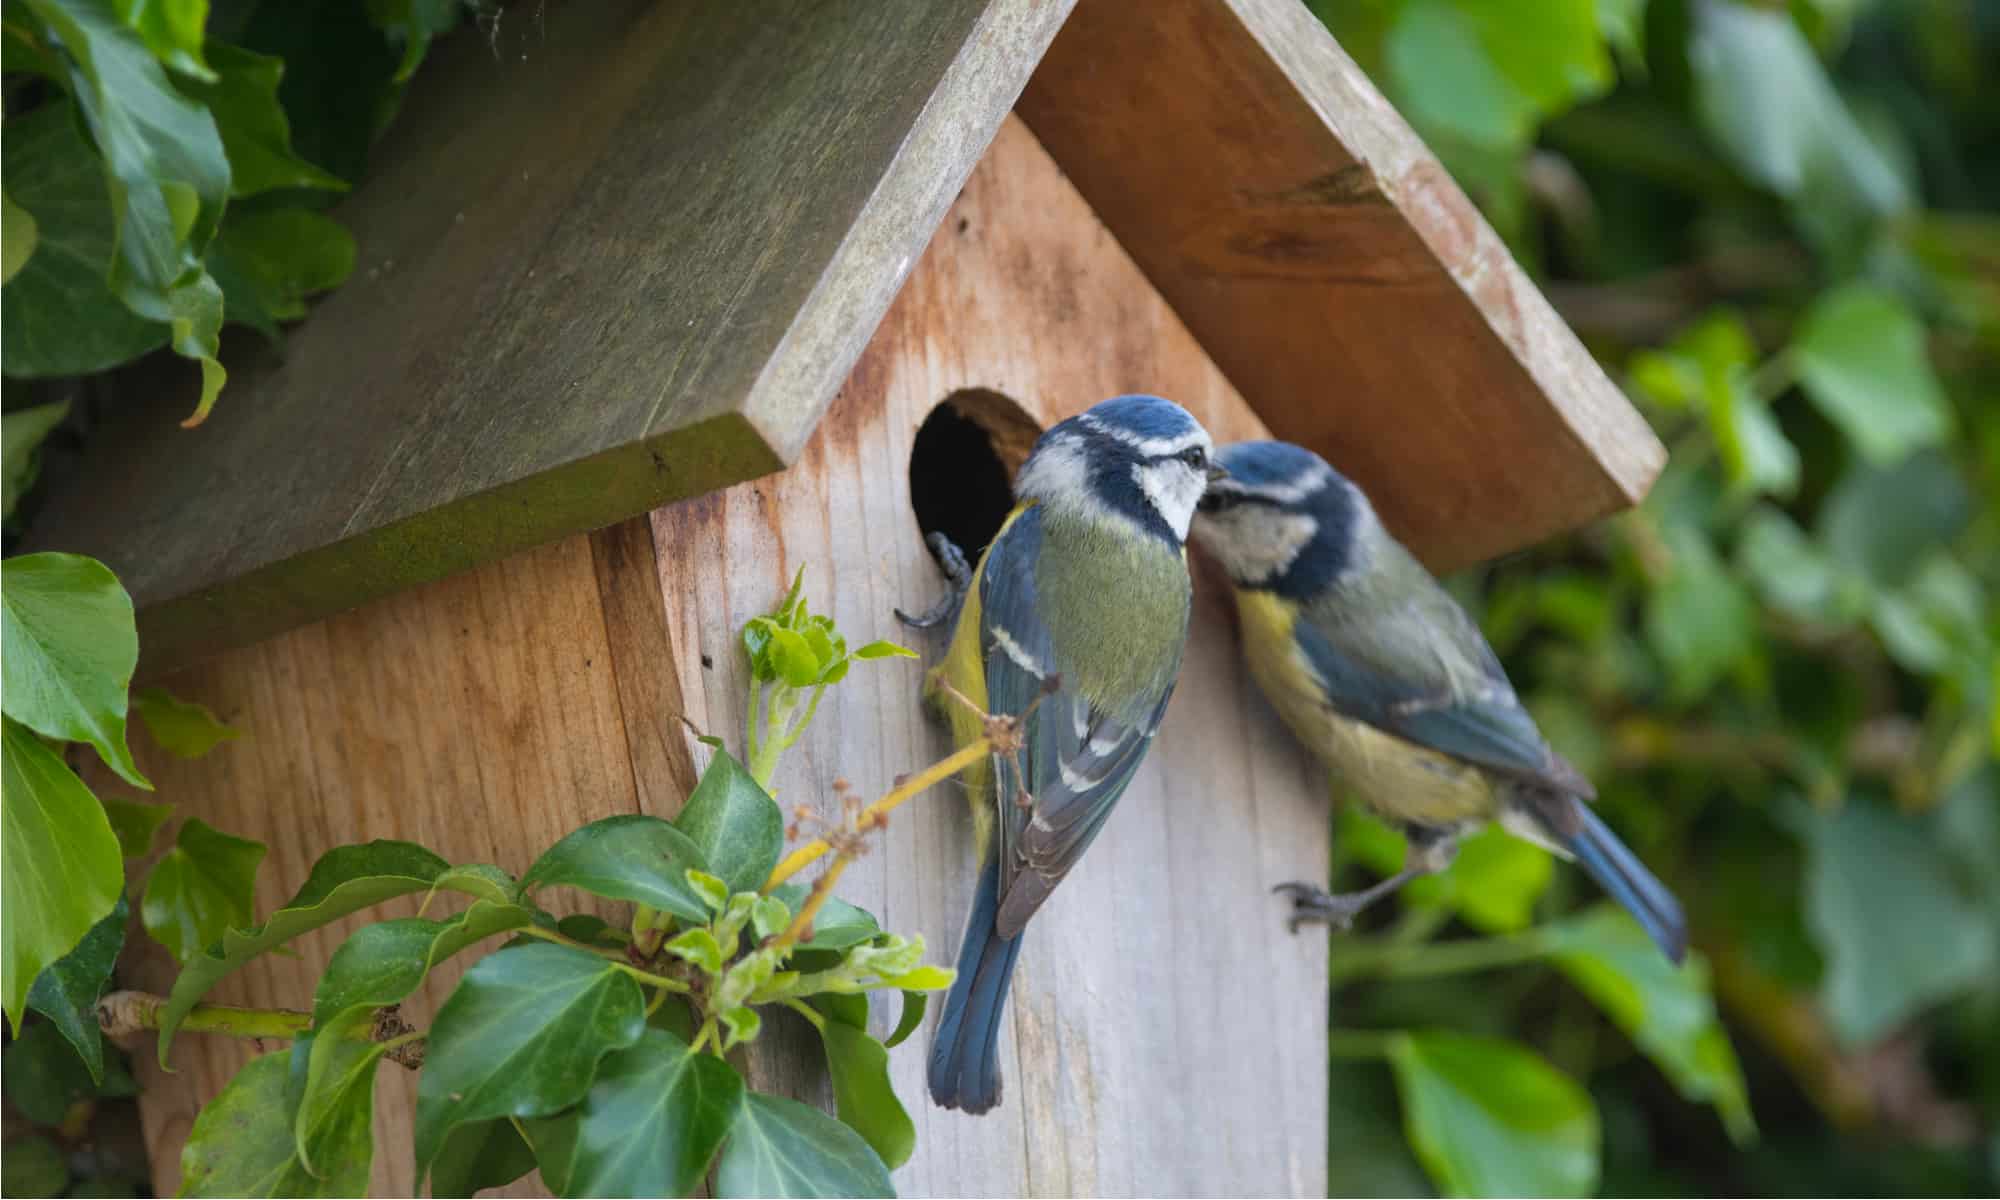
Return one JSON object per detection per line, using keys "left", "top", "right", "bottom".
{"left": 29, "top": 0, "right": 1074, "bottom": 673}
{"left": 118, "top": 116, "right": 1330, "bottom": 1197}
{"left": 1018, "top": 0, "right": 1666, "bottom": 571}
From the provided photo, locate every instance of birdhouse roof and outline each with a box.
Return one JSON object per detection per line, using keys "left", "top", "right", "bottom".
{"left": 29, "top": 0, "right": 1663, "bottom": 672}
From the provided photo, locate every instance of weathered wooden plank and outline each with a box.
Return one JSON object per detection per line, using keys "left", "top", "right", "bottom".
{"left": 29, "top": 0, "right": 1073, "bottom": 673}
{"left": 656, "top": 116, "right": 1329, "bottom": 1197}
{"left": 1018, "top": 0, "right": 1666, "bottom": 571}
{"left": 114, "top": 532, "right": 649, "bottom": 1198}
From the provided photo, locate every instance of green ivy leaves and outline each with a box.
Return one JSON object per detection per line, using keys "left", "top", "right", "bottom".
{"left": 716, "top": 1092, "right": 897, "bottom": 1199}
{"left": 1387, "top": 1032, "right": 1600, "bottom": 1198}
{"left": 564, "top": 1028, "right": 745, "bottom": 1197}
{"left": 179, "top": 1051, "right": 370, "bottom": 1198}
{"left": 413, "top": 942, "right": 648, "bottom": 1182}
{"left": 142, "top": 816, "right": 267, "bottom": 963}
{"left": 522, "top": 814, "right": 711, "bottom": 924}
{"left": 1, "top": 718, "right": 124, "bottom": 1033}
{"left": 1, "top": 1, "right": 359, "bottom": 421}
{"left": 1, "top": 553, "right": 147, "bottom": 787}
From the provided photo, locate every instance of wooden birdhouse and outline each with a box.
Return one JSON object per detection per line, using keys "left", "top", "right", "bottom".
{"left": 32, "top": 0, "right": 1663, "bottom": 1194}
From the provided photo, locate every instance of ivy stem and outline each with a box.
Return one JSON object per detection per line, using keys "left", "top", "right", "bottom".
{"left": 1327, "top": 1029, "right": 1402, "bottom": 1059}
{"left": 780, "top": 997, "right": 826, "bottom": 1032}
{"left": 690, "top": 1016, "right": 719, "bottom": 1056}
{"left": 510, "top": 923, "right": 691, "bottom": 991}
{"left": 763, "top": 737, "right": 992, "bottom": 892}
{"left": 1328, "top": 932, "right": 1548, "bottom": 983}
{"left": 95, "top": 991, "right": 429, "bottom": 1069}
{"left": 97, "top": 991, "right": 310, "bottom": 1041}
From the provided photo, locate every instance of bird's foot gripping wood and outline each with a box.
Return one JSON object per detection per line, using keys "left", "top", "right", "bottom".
{"left": 1273, "top": 832, "right": 1458, "bottom": 933}
{"left": 895, "top": 532, "right": 973, "bottom": 630}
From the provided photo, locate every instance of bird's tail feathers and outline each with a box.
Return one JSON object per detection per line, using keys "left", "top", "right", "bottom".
{"left": 928, "top": 857, "right": 1023, "bottom": 1114}
{"left": 1562, "top": 800, "right": 1688, "bottom": 963}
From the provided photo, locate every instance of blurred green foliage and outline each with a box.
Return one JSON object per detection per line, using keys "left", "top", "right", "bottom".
{"left": 1311, "top": 0, "right": 1997, "bottom": 1193}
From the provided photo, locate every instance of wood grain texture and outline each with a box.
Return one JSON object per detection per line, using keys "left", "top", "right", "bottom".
{"left": 1018, "top": 0, "right": 1667, "bottom": 572}
{"left": 28, "top": 0, "right": 1073, "bottom": 674}
{"left": 113, "top": 529, "right": 662, "bottom": 1198}
{"left": 656, "top": 116, "right": 1329, "bottom": 1197}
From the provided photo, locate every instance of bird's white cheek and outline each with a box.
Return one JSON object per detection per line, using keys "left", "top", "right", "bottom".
{"left": 1134, "top": 463, "right": 1204, "bottom": 541}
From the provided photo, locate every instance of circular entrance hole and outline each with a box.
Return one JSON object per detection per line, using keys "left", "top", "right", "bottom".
{"left": 908, "top": 388, "right": 1044, "bottom": 565}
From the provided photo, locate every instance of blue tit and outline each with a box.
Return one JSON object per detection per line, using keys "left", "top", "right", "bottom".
{"left": 915, "top": 394, "right": 1225, "bottom": 1113}
{"left": 1189, "top": 441, "right": 1686, "bottom": 963}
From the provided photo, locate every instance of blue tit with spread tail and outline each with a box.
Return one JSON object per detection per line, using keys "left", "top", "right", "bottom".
{"left": 907, "top": 394, "right": 1224, "bottom": 1113}
{"left": 1189, "top": 440, "right": 1685, "bottom": 963}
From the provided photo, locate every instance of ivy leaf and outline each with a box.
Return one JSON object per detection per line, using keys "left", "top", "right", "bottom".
{"left": 1336, "top": 812, "right": 1551, "bottom": 933}
{"left": 291, "top": 1030, "right": 388, "bottom": 1181}
{"left": 851, "top": 641, "right": 917, "bottom": 661}
{"left": 1385, "top": 0, "right": 1610, "bottom": 152}
{"left": 159, "top": 840, "right": 451, "bottom": 1063}
{"left": 1543, "top": 906, "right": 1756, "bottom": 1143}
{"left": 1688, "top": 0, "right": 1906, "bottom": 243}
{"left": 1, "top": 717, "right": 123, "bottom": 1033}
{"left": 1, "top": 401, "right": 67, "bottom": 522}
{"left": 1817, "top": 452, "right": 1972, "bottom": 589}
{"left": 177, "top": 42, "right": 347, "bottom": 196}
{"left": 111, "top": 0, "right": 213, "bottom": 79}
{"left": 311, "top": 900, "right": 533, "bottom": 1031}
{"left": 1803, "top": 799, "right": 1995, "bottom": 1045}
{"left": 132, "top": 687, "right": 240, "bottom": 759}
{"left": 566, "top": 1027, "right": 745, "bottom": 1197}
{"left": 2, "top": 1016, "right": 127, "bottom": 1124}
{"left": 179, "top": 1051, "right": 370, "bottom": 1198}
{"left": 429, "top": 1119, "right": 540, "bottom": 1199}
{"left": 414, "top": 942, "right": 647, "bottom": 1182}
{"left": 364, "top": 0, "right": 462, "bottom": 81}
{"left": 767, "top": 627, "right": 821, "bottom": 688}
{"left": 674, "top": 750, "right": 784, "bottom": 894}
{"left": 811, "top": 1003, "right": 916, "bottom": 1169}
{"left": 1792, "top": 285, "right": 1952, "bottom": 463}
{"left": 1736, "top": 507, "right": 1867, "bottom": 625}
{"left": 0, "top": 103, "right": 169, "bottom": 378}
{"left": 522, "top": 813, "right": 711, "bottom": 924}
{"left": 714, "top": 1091, "right": 896, "bottom": 1199}
{"left": 424, "top": 861, "right": 518, "bottom": 906}
{"left": 205, "top": 206, "right": 355, "bottom": 340}
{"left": 142, "top": 817, "right": 267, "bottom": 964}
{"left": 100, "top": 795, "right": 174, "bottom": 858}
{"left": 0, "top": 186, "right": 34, "bottom": 285}
{"left": 24, "top": 0, "right": 233, "bottom": 424}
{"left": 1870, "top": 555, "right": 1989, "bottom": 679}
{"left": 1643, "top": 527, "right": 1756, "bottom": 704}
{"left": 26, "top": 897, "right": 127, "bottom": 1083}
{"left": 1386, "top": 1031, "right": 1599, "bottom": 1198}
{"left": 770, "top": 884, "right": 881, "bottom": 950}
{"left": 1, "top": 552, "right": 148, "bottom": 788}
{"left": 0, "top": 1132, "right": 68, "bottom": 1198}
{"left": 885, "top": 990, "right": 926, "bottom": 1048}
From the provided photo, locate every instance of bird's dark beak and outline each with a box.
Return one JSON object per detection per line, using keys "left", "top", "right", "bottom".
{"left": 1206, "top": 463, "right": 1230, "bottom": 483}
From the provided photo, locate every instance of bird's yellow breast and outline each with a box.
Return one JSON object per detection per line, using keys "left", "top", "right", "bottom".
{"left": 1234, "top": 588, "right": 1496, "bottom": 827}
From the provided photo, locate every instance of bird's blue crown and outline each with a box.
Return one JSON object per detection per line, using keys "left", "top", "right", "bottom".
{"left": 1015, "top": 395, "right": 1215, "bottom": 545}
{"left": 1197, "top": 440, "right": 1361, "bottom": 597}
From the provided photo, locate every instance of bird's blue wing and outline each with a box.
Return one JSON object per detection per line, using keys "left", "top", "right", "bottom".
{"left": 1292, "top": 597, "right": 1591, "bottom": 796}
{"left": 975, "top": 507, "right": 1177, "bottom": 937}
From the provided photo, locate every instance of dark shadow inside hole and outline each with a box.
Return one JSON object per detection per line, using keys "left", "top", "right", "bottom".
{"left": 908, "top": 388, "right": 1044, "bottom": 565}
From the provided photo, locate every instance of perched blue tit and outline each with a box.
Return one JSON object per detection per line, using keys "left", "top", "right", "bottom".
{"left": 914, "top": 394, "right": 1224, "bottom": 1113}
{"left": 1189, "top": 441, "right": 1685, "bottom": 962}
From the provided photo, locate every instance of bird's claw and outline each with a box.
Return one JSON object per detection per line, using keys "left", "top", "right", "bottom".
{"left": 896, "top": 532, "right": 973, "bottom": 630}
{"left": 1272, "top": 881, "right": 1367, "bottom": 933}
